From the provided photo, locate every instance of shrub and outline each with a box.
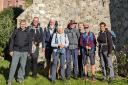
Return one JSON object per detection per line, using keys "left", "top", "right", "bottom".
{"left": 0, "top": 7, "right": 15, "bottom": 56}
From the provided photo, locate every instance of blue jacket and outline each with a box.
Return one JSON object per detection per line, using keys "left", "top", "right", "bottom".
{"left": 44, "top": 28, "right": 57, "bottom": 48}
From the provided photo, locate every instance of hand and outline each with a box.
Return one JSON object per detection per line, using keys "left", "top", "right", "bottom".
{"left": 60, "top": 44, "right": 64, "bottom": 48}
{"left": 28, "top": 53, "right": 31, "bottom": 57}
{"left": 86, "top": 46, "right": 91, "bottom": 50}
{"left": 9, "top": 51, "right": 13, "bottom": 56}
{"left": 42, "top": 48, "right": 45, "bottom": 52}
{"left": 27, "top": 53, "right": 31, "bottom": 59}
{"left": 108, "top": 54, "right": 112, "bottom": 57}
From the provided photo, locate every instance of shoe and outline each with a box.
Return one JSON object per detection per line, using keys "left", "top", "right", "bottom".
{"left": 17, "top": 80, "right": 22, "bottom": 84}
{"left": 62, "top": 79, "right": 66, "bottom": 84}
{"left": 108, "top": 77, "right": 114, "bottom": 83}
{"left": 32, "top": 75, "right": 38, "bottom": 79}
{"left": 51, "top": 80, "right": 56, "bottom": 85}
{"left": 92, "top": 75, "right": 96, "bottom": 82}
{"left": 74, "top": 76, "right": 78, "bottom": 80}
{"left": 101, "top": 78, "right": 107, "bottom": 82}
{"left": 66, "top": 76, "right": 70, "bottom": 80}
{"left": 7, "top": 82, "right": 12, "bottom": 85}
{"left": 85, "top": 76, "right": 89, "bottom": 81}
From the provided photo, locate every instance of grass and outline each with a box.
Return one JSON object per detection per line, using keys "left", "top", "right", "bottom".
{"left": 0, "top": 60, "right": 128, "bottom": 85}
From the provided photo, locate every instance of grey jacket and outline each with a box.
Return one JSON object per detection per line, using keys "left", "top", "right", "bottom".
{"left": 65, "top": 28, "right": 80, "bottom": 49}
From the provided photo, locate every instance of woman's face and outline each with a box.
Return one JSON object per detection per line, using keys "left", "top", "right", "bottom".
{"left": 57, "top": 28, "right": 64, "bottom": 34}
{"left": 84, "top": 25, "right": 90, "bottom": 32}
{"left": 70, "top": 24, "right": 76, "bottom": 29}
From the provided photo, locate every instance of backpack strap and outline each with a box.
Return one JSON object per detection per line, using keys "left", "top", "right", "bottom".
{"left": 55, "top": 33, "right": 58, "bottom": 44}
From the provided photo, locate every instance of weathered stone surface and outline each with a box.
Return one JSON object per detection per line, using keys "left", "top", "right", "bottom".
{"left": 17, "top": 0, "right": 111, "bottom": 29}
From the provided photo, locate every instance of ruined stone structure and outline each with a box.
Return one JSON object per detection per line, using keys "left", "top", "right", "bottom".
{"left": 17, "top": 0, "right": 110, "bottom": 34}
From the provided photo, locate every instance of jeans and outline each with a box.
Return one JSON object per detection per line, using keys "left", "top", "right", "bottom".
{"left": 99, "top": 51, "right": 114, "bottom": 79}
{"left": 51, "top": 48, "right": 66, "bottom": 81}
{"left": 8, "top": 51, "right": 28, "bottom": 82}
{"left": 66, "top": 48, "right": 78, "bottom": 78}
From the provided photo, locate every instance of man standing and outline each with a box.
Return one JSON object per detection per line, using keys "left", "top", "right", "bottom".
{"left": 44, "top": 18, "right": 58, "bottom": 78}
{"left": 79, "top": 24, "right": 96, "bottom": 81}
{"left": 65, "top": 20, "right": 80, "bottom": 79}
{"left": 8, "top": 20, "right": 32, "bottom": 85}
{"left": 97, "top": 22, "right": 114, "bottom": 82}
{"left": 25, "top": 17, "right": 45, "bottom": 78}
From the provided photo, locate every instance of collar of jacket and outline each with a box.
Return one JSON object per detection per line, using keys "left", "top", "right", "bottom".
{"left": 18, "top": 27, "right": 28, "bottom": 32}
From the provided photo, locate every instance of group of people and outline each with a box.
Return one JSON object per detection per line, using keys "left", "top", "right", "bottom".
{"left": 7, "top": 17, "right": 115, "bottom": 85}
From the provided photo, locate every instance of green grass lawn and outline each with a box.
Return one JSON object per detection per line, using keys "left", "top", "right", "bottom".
{"left": 0, "top": 60, "right": 128, "bottom": 85}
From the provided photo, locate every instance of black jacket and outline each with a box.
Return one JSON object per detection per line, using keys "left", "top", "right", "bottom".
{"left": 9, "top": 27, "right": 32, "bottom": 53}
{"left": 29, "top": 26, "right": 45, "bottom": 48}
{"left": 97, "top": 30, "right": 113, "bottom": 54}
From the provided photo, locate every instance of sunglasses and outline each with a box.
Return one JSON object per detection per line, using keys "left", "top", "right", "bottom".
{"left": 84, "top": 27, "right": 89, "bottom": 29}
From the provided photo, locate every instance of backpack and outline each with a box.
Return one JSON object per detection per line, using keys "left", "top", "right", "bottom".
{"left": 98, "top": 30, "right": 116, "bottom": 50}
{"left": 109, "top": 30, "right": 116, "bottom": 49}
{"left": 109, "top": 30, "right": 116, "bottom": 42}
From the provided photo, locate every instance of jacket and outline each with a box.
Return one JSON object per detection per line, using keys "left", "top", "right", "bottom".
{"left": 9, "top": 27, "right": 32, "bottom": 53}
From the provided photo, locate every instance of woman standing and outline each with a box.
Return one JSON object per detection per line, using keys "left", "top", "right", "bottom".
{"left": 51, "top": 26, "right": 69, "bottom": 83}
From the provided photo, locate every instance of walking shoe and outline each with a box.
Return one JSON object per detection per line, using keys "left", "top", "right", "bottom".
{"left": 101, "top": 78, "right": 107, "bottom": 82}
{"left": 84, "top": 76, "right": 89, "bottom": 81}
{"left": 51, "top": 80, "right": 56, "bottom": 85}
{"left": 108, "top": 77, "right": 114, "bottom": 83}
{"left": 7, "top": 82, "right": 12, "bottom": 85}
{"left": 66, "top": 76, "right": 70, "bottom": 80}
{"left": 62, "top": 79, "right": 66, "bottom": 84}
{"left": 92, "top": 75, "right": 96, "bottom": 82}
{"left": 17, "top": 79, "right": 23, "bottom": 84}
{"left": 74, "top": 76, "right": 78, "bottom": 80}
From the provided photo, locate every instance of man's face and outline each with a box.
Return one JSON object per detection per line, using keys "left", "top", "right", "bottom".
{"left": 20, "top": 22, "right": 26, "bottom": 30}
{"left": 50, "top": 19, "right": 55, "bottom": 26}
{"left": 70, "top": 24, "right": 76, "bottom": 28}
{"left": 33, "top": 17, "right": 39, "bottom": 26}
{"left": 100, "top": 24, "right": 106, "bottom": 32}
{"left": 78, "top": 24, "right": 84, "bottom": 30}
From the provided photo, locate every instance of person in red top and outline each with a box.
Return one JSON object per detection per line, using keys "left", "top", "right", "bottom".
{"left": 79, "top": 24, "right": 96, "bottom": 81}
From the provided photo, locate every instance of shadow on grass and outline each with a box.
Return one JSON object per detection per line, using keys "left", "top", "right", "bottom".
{"left": 0, "top": 66, "right": 9, "bottom": 81}
{"left": 37, "top": 61, "right": 49, "bottom": 78}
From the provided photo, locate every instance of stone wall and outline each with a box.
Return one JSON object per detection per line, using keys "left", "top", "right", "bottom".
{"left": 17, "top": 0, "right": 110, "bottom": 32}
